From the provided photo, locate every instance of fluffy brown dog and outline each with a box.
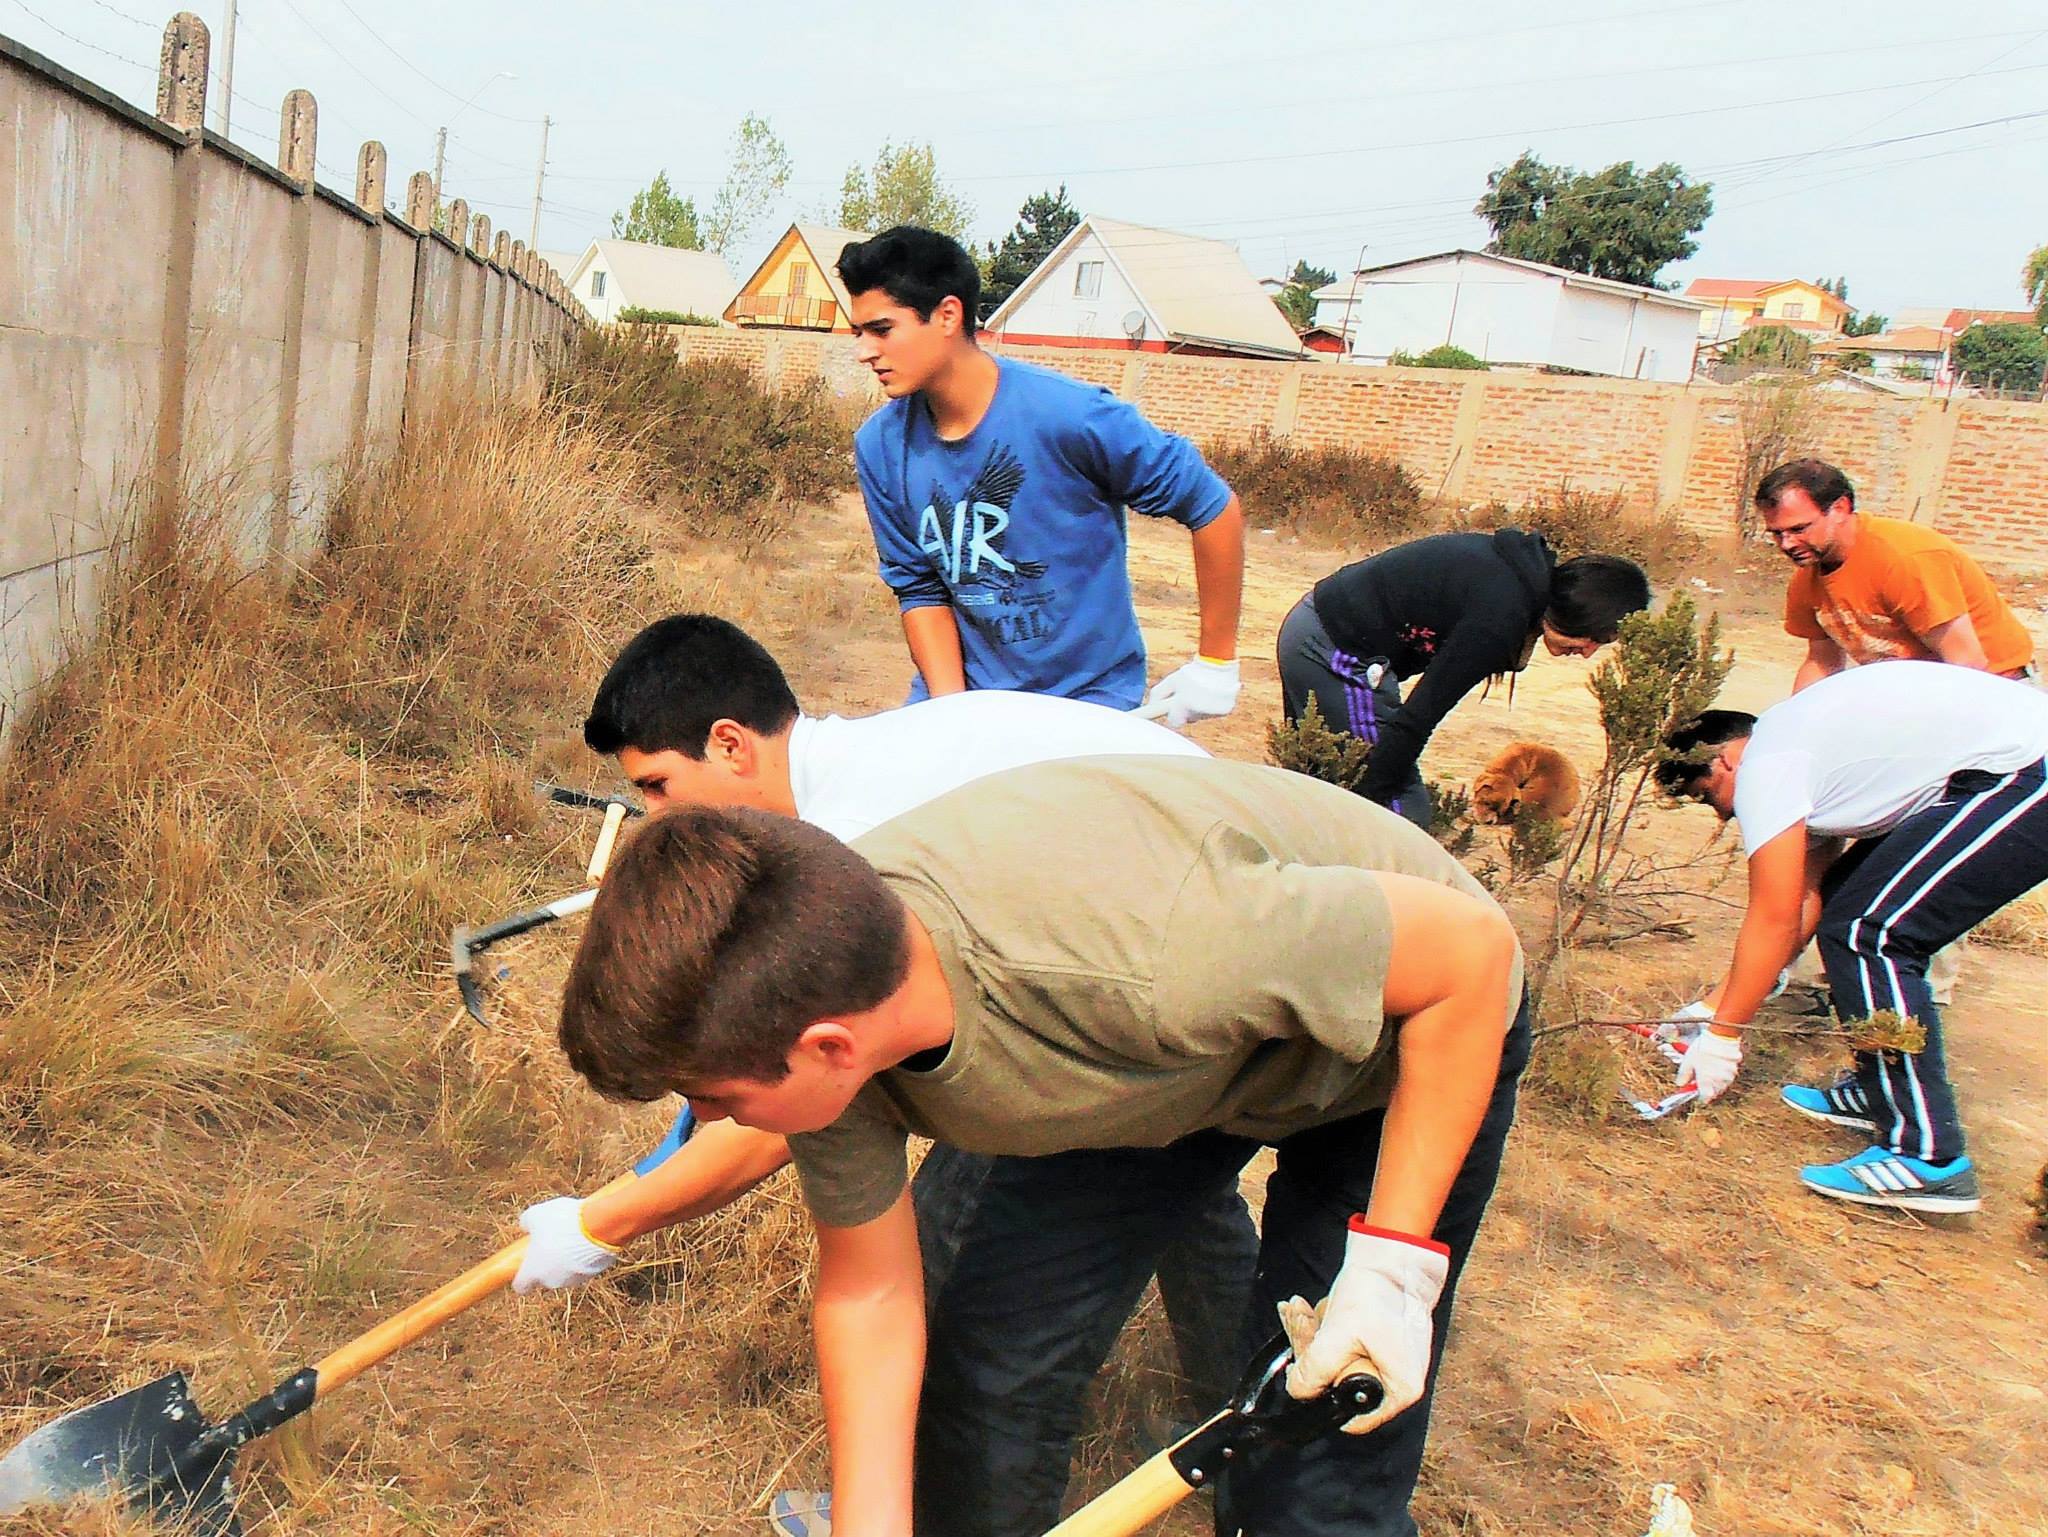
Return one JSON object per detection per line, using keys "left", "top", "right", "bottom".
{"left": 1470, "top": 742, "right": 1581, "bottom": 825}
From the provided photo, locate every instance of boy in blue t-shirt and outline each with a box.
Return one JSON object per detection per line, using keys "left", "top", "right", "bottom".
{"left": 837, "top": 226, "right": 1246, "bottom": 726}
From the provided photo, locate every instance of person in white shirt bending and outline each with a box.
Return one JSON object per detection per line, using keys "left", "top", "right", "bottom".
{"left": 519, "top": 614, "right": 1259, "bottom": 1410}
{"left": 1655, "top": 660, "right": 2048, "bottom": 1213}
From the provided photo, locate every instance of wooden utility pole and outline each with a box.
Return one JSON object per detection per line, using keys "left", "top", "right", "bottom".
{"left": 528, "top": 114, "right": 550, "bottom": 249}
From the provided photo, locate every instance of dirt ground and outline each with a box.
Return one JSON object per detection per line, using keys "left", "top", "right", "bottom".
{"left": 5, "top": 485, "right": 2044, "bottom": 1537}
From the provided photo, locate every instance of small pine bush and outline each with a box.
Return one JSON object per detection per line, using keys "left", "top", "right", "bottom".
{"left": 1267, "top": 697, "right": 1372, "bottom": 794}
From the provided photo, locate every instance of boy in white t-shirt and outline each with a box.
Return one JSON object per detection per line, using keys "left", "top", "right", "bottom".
{"left": 516, "top": 616, "right": 1259, "bottom": 1431}
{"left": 1656, "top": 661, "right": 2048, "bottom": 1212}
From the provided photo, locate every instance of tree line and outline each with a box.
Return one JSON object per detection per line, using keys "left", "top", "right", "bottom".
{"left": 605, "top": 122, "right": 2047, "bottom": 381}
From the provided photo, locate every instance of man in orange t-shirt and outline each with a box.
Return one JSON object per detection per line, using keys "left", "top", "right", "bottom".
{"left": 1756, "top": 458, "right": 2034, "bottom": 693}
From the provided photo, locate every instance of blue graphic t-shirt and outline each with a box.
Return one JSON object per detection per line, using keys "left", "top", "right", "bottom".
{"left": 854, "top": 357, "right": 1233, "bottom": 708}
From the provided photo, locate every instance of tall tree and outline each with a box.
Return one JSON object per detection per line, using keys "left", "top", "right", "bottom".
{"left": 704, "top": 114, "right": 793, "bottom": 257}
{"left": 979, "top": 185, "right": 1081, "bottom": 318}
{"left": 1274, "top": 258, "right": 1336, "bottom": 330}
{"left": 833, "top": 142, "right": 973, "bottom": 239}
{"left": 612, "top": 170, "right": 702, "bottom": 249}
{"left": 2025, "top": 243, "right": 2048, "bottom": 323}
{"left": 1474, "top": 152, "right": 1712, "bottom": 288}
{"left": 1953, "top": 322, "right": 2048, "bottom": 393}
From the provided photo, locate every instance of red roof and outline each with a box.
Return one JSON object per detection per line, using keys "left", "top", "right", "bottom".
{"left": 1684, "top": 278, "right": 1774, "bottom": 300}
{"left": 1945, "top": 308, "right": 2038, "bottom": 332}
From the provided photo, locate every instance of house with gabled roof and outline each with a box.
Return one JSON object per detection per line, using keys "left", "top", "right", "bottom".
{"left": 1683, "top": 277, "right": 1850, "bottom": 343}
{"left": 724, "top": 224, "right": 872, "bottom": 332}
{"left": 983, "top": 215, "right": 1304, "bottom": 359}
{"left": 553, "top": 240, "right": 737, "bottom": 324}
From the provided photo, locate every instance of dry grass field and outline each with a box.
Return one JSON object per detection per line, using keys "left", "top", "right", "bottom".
{"left": 2, "top": 364, "right": 2044, "bottom": 1536}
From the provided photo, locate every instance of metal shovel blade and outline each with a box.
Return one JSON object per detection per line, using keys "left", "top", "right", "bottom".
{"left": 0, "top": 1371, "right": 240, "bottom": 1535}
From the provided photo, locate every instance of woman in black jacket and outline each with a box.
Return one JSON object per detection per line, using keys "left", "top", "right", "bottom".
{"left": 1277, "top": 529, "right": 1650, "bottom": 827}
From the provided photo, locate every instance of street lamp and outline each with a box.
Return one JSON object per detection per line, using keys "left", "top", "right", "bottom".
{"left": 432, "top": 70, "right": 517, "bottom": 211}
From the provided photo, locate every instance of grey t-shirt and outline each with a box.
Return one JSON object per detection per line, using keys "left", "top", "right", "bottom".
{"left": 786, "top": 756, "right": 1523, "bottom": 1228}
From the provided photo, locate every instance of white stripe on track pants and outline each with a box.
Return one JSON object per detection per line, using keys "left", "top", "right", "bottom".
{"left": 1813, "top": 759, "right": 2048, "bottom": 1164}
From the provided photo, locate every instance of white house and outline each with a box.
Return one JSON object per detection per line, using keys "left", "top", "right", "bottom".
{"left": 1812, "top": 326, "right": 1950, "bottom": 387}
{"left": 553, "top": 240, "right": 737, "bottom": 324}
{"left": 1312, "top": 250, "right": 1705, "bottom": 383}
{"left": 984, "top": 216, "right": 1303, "bottom": 359}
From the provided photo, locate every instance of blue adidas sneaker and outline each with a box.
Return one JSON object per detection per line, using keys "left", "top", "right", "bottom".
{"left": 1800, "top": 1146, "right": 1981, "bottom": 1213}
{"left": 1780, "top": 1075, "right": 1878, "bottom": 1134}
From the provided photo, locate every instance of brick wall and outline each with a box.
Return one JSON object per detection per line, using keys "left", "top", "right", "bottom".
{"left": 662, "top": 325, "right": 2048, "bottom": 573}
{"left": 1936, "top": 406, "right": 2048, "bottom": 562}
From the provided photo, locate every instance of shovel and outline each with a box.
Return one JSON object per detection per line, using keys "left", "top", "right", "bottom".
{"left": 0, "top": 1104, "right": 696, "bottom": 1535}
{"left": 1044, "top": 1332, "right": 1383, "bottom": 1537}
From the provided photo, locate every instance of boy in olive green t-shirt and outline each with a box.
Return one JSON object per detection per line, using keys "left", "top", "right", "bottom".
{"left": 558, "top": 756, "right": 1529, "bottom": 1537}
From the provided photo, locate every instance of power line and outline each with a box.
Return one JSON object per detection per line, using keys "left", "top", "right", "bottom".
{"left": 1719, "top": 25, "right": 2048, "bottom": 197}
{"left": 558, "top": 0, "right": 1761, "bottom": 126}
{"left": 6, "top": 0, "right": 154, "bottom": 71}
{"left": 952, "top": 61, "right": 2048, "bottom": 184}
{"left": 322, "top": 0, "right": 540, "bottom": 123}
{"left": 79, "top": 0, "right": 153, "bottom": 29}
{"left": 933, "top": 25, "right": 2048, "bottom": 146}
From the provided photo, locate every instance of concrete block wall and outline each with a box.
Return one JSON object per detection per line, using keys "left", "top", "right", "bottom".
{"left": 1, "top": 18, "right": 586, "bottom": 735}
{"left": 663, "top": 323, "right": 2048, "bottom": 572}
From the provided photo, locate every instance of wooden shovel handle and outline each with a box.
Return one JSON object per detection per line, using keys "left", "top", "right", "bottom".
{"left": 310, "top": 1169, "right": 638, "bottom": 1397}
{"left": 1042, "top": 1446, "right": 1196, "bottom": 1537}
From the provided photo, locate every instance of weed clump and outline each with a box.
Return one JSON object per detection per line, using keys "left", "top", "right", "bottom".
{"left": 1453, "top": 486, "right": 1702, "bottom": 581}
{"left": 1268, "top": 697, "right": 1372, "bottom": 793}
{"left": 1523, "top": 1029, "right": 1622, "bottom": 1124}
{"left": 1850, "top": 1010, "right": 1928, "bottom": 1057}
{"left": 547, "top": 326, "right": 857, "bottom": 553}
{"left": 1205, "top": 429, "right": 1426, "bottom": 545}
{"left": 2031, "top": 1163, "right": 2048, "bottom": 1256}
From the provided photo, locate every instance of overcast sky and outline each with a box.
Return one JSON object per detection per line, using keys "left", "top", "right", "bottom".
{"left": 14, "top": 0, "right": 2044, "bottom": 318}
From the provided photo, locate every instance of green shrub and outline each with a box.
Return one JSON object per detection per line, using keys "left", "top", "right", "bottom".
{"left": 616, "top": 307, "right": 721, "bottom": 326}
{"left": 1426, "top": 780, "right": 1476, "bottom": 856}
{"left": 1389, "top": 344, "right": 1488, "bottom": 370}
{"left": 1506, "top": 808, "right": 1567, "bottom": 884}
{"left": 547, "top": 327, "right": 857, "bottom": 552}
{"left": 1204, "top": 428, "right": 1425, "bottom": 545}
{"left": 1267, "top": 697, "right": 1371, "bottom": 793}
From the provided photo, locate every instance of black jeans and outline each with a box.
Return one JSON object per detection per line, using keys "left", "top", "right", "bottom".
{"left": 913, "top": 1144, "right": 1261, "bottom": 1408}
{"left": 1815, "top": 760, "right": 2048, "bottom": 1164}
{"left": 912, "top": 1004, "right": 1532, "bottom": 1537}
{"left": 1276, "top": 596, "right": 1430, "bottom": 831}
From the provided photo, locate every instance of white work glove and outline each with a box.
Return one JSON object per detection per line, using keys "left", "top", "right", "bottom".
{"left": 1674, "top": 1027, "right": 1743, "bottom": 1105}
{"left": 1276, "top": 1220, "right": 1447, "bottom": 1435}
{"left": 1665, "top": 998, "right": 1714, "bottom": 1045}
{"left": 1144, "top": 656, "right": 1240, "bottom": 728}
{"left": 512, "top": 1197, "right": 623, "bottom": 1295}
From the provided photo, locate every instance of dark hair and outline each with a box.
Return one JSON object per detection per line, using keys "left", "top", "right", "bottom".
{"left": 837, "top": 226, "right": 981, "bottom": 336}
{"left": 1545, "top": 556, "right": 1652, "bottom": 643}
{"left": 1655, "top": 709, "right": 1758, "bottom": 797}
{"left": 1755, "top": 458, "right": 1855, "bottom": 513}
{"left": 558, "top": 807, "right": 912, "bottom": 1098}
{"left": 584, "top": 614, "right": 799, "bottom": 759}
